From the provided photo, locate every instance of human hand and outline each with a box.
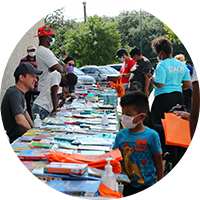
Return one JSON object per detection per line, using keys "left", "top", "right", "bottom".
{"left": 144, "top": 90, "right": 149, "bottom": 96}
{"left": 118, "top": 74, "right": 123, "bottom": 79}
{"left": 173, "top": 111, "right": 190, "bottom": 121}
{"left": 50, "top": 111, "right": 57, "bottom": 116}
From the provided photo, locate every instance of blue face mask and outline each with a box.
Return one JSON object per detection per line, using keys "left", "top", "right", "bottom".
{"left": 120, "top": 57, "right": 125, "bottom": 62}
{"left": 50, "top": 38, "right": 55, "bottom": 46}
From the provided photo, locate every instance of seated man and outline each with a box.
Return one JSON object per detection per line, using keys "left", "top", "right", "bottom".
{"left": 1, "top": 63, "right": 43, "bottom": 143}
{"left": 32, "top": 71, "right": 77, "bottom": 120}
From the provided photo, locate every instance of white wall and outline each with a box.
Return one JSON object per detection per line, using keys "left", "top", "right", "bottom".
{"left": 0, "top": 0, "right": 46, "bottom": 103}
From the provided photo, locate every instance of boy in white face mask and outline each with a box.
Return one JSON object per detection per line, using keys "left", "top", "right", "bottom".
{"left": 113, "top": 91, "right": 163, "bottom": 197}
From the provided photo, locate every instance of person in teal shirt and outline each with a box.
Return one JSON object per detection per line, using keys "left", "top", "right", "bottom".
{"left": 149, "top": 36, "right": 191, "bottom": 124}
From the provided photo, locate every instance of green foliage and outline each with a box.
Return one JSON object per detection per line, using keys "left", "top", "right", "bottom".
{"left": 117, "top": 11, "right": 187, "bottom": 67}
{"left": 45, "top": 8, "right": 193, "bottom": 67}
{"left": 45, "top": 8, "right": 79, "bottom": 57}
{"left": 64, "top": 15, "right": 121, "bottom": 67}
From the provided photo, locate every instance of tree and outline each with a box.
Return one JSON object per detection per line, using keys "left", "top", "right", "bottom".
{"left": 116, "top": 10, "right": 193, "bottom": 66}
{"left": 64, "top": 15, "right": 121, "bottom": 67}
{"left": 45, "top": 8, "right": 79, "bottom": 57}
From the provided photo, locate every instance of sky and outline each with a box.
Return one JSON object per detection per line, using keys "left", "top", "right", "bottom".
{"left": 63, "top": 0, "right": 140, "bottom": 21}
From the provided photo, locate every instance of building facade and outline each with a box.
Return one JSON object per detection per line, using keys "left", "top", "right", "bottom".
{"left": 0, "top": 0, "right": 64, "bottom": 102}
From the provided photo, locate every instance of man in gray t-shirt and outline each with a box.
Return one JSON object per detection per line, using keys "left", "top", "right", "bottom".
{"left": 1, "top": 63, "right": 42, "bottom": 143}
{"left": 129, "top": 47, "right": 153, "bottom": 96}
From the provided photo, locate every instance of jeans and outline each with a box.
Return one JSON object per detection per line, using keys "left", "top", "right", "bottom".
{"left": 32, "top": 104, "right": 50, "bottom": 120}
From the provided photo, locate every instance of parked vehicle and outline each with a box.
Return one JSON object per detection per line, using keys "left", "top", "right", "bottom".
{"left": 106, "top": 63, "right": 122, "bottom": 72}
{"left": 80, "top": 65, "right": 119, "bottom": 82}
{"left": 73, "top": 67, "right": 96, "bottom": 87}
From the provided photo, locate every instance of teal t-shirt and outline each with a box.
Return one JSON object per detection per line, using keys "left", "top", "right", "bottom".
{"left": 113, "top": 127, "right": 162, "bottom": 188}
{"left": 154, "top": 58, "right": 191, "bottom": 97}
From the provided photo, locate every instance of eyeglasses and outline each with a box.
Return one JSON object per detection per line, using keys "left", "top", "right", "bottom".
{"left": 68, "top": 63, "right": 75, "bottom": 67}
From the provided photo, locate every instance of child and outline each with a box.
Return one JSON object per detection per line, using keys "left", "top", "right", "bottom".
{"left": 113, "top": 91, "right": 163, "bottom": 196}
{"left": 128, "top": 80, "right": 142, "bottom": 92}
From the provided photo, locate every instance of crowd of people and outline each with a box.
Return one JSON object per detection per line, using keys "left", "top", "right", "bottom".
{"left": 1, "top": 25, "right": 199, "bottom": 197}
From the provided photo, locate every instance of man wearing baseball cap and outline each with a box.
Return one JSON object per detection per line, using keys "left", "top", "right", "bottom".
{"left": 116, "top": 48, "right": 136, "bottom": 93}
{"left": 1, "top": 63, "right": 43, "bottom": 143}
{"left": 19, "top": 44, "right": 39, "bottom": 119}
{"left": 35, "top": 26, "right": 64, "bottom": 91}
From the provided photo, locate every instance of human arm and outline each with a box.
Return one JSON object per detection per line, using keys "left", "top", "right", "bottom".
{"left": 153, "top": 154, "right": 164, "bottom": 181}
{"left": 144, "top": 74, "right": 150, "bottom": 96}
{"left": 118, "top": 73, "right": 131, "bottom": 79}
{"left": 182, "top": 81, "right": 191, "bottom": 90}
{"left": 173, "top": 111, "right": 190, "bottom": 121}
{"left": 50, "top": 85, "right": 59, "bottom": 116}
{"left": 150, "top": 76, "right": 164, "bottom": 88}
{"left": 190, "top": 80, "right": 200, "bottom": 139}
{"left": 15, "top": 113, "right": 32, "bottom": 132}
{"left": 25, "top": 111, "right": 34, "bottom": 128}
{"left": 49, "top": 63, "right": 63, "bottom": 73}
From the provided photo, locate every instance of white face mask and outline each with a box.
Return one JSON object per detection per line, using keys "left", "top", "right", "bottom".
{"left": 121, "top": 113, "right": 142, "bottom": 129}
{"left": 28, "top": 52, "right": 36, "bottom": 57}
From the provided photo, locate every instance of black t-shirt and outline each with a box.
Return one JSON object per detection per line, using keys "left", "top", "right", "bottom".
{"left": 129, "top": 57, "right": 153, "bottom": 92}
{"left": 1, "top": 86, "right": 26, "bottom": 143}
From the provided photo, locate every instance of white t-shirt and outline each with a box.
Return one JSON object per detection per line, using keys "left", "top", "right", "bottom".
{"left": 192, "top": 65, "right": 200, "bottom": 82}
{"left": 36, "top": 45, "right": 59, "bottom": 91}
{"left": 34, "top": 71, "right": 61, "bottom": 113}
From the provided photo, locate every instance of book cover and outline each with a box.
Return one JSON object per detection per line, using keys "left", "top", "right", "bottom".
{"left": 77, "top": 137, "right": 113, "bottom": 146}
{"left": 54, "top": 135, "right": 77, "bottom": 141}
{"left": 18, "top": 149, "right": 50, "bottom": 160}
{"left": 44, "top": 162, "right": 88, "bottom": 175}
{"left": 19, "top": 136, "right": 35, "bottom": 142}
{"left": 11, "top": 142, "right": 30, "bottom": 152}
{"left": 88, "top": 167, "right": 130, "bottom": 183}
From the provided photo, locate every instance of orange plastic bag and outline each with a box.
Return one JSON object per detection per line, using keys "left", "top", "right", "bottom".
{"left": 110, "top": 79, "right": 125, "bottom": 97}
{"left": 46, "top": 149, "right": 122, "bottom": 173}
{"left": 161, "top": 113, "right": 191, "bottom": 148}
{"left": 98, "top": 183, "right": 122, "bottom": 198}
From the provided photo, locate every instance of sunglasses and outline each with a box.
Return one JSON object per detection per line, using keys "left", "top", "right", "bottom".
{"left": 68, "top": 63, "right": 75, "bottom": 67}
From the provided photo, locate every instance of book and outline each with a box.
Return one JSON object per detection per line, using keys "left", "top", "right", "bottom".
{"left": 54, "top": 135, "right": 77, "bottom": 141}
{"left": 29, "top": 142, "right": 52, "bottom": 149}
{"left": 21, "top": 161, "right": 49, "bottom": 172}
{"left": 19, "top": 136, "right": 35, "bottom": 142}
{"left": 11, "top": 142, "right": 30, "bottom": 152}
{"left": 77, "top": 137, "right": 113, "bottom": 146}
{"left": 47, "top": 180, "right": 101, "bottom": 199}
{"left": 88, "top": 167, "right": 130, "bottom": 183}
{"left": 18, "top": 149, "right": 50, "bottom": 160}
{"left": 44, "top": 162, "right": 88, "bottom": 175}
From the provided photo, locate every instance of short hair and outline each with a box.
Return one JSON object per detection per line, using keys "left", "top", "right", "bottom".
{"left": 65, "top": 73, "right": 78, "bottom": 87}
{"left": 15, "top": 74, "right": 26, "bottom": 84}
{"left": 129, "top": 81, "right": 142, "bottom": 91}
{"left": 120, "top": 91, "right": 148, "bottom": 114}
{"left": 174, "top": 54, "right": 185, "bottom": 61}
{"left": 63, "top": 56, "right": 75, "bottom": 65}
{"left": 116, "top": 48, "right": 128, "bottom": 57}
{"left": 60, "top": 50, "right": 68, "bottom": 56}
{"left": 151, "top": 36, "right": 173, "bottom": 56}
{"left": 130, "top": 46, "right": 141, "bottom": 56}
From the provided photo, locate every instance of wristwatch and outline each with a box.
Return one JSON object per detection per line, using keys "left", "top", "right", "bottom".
{"left": 122, "top": 74, "right": 125, "bottom": 78}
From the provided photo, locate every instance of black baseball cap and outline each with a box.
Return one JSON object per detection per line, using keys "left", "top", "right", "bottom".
{"left": 14, "top": 63, "right": 43, "bottom": 77}
{"left": 115, "top": 48, "right": 127, "bottom": 58}
{"left": 65, "top": 73, "right": 78, "bottom": 87}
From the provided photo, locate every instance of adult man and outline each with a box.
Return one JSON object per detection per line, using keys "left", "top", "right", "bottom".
{"left": 35, "top": 26, "right": 64, "bottom": 91}
{"left": 1, "top": 63, "right": 43, "bottom": 143}
{"left": 32, "top": 71, "right": 77, "bottom": 120}
{"left": 129, "top": 46, "right": 153, "bottom": 96}
{"left": 116, "top": 48, "right": 136, "bottom": 92}
{"left": 19, "top": 44, "right": 39, "bottom": 119}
